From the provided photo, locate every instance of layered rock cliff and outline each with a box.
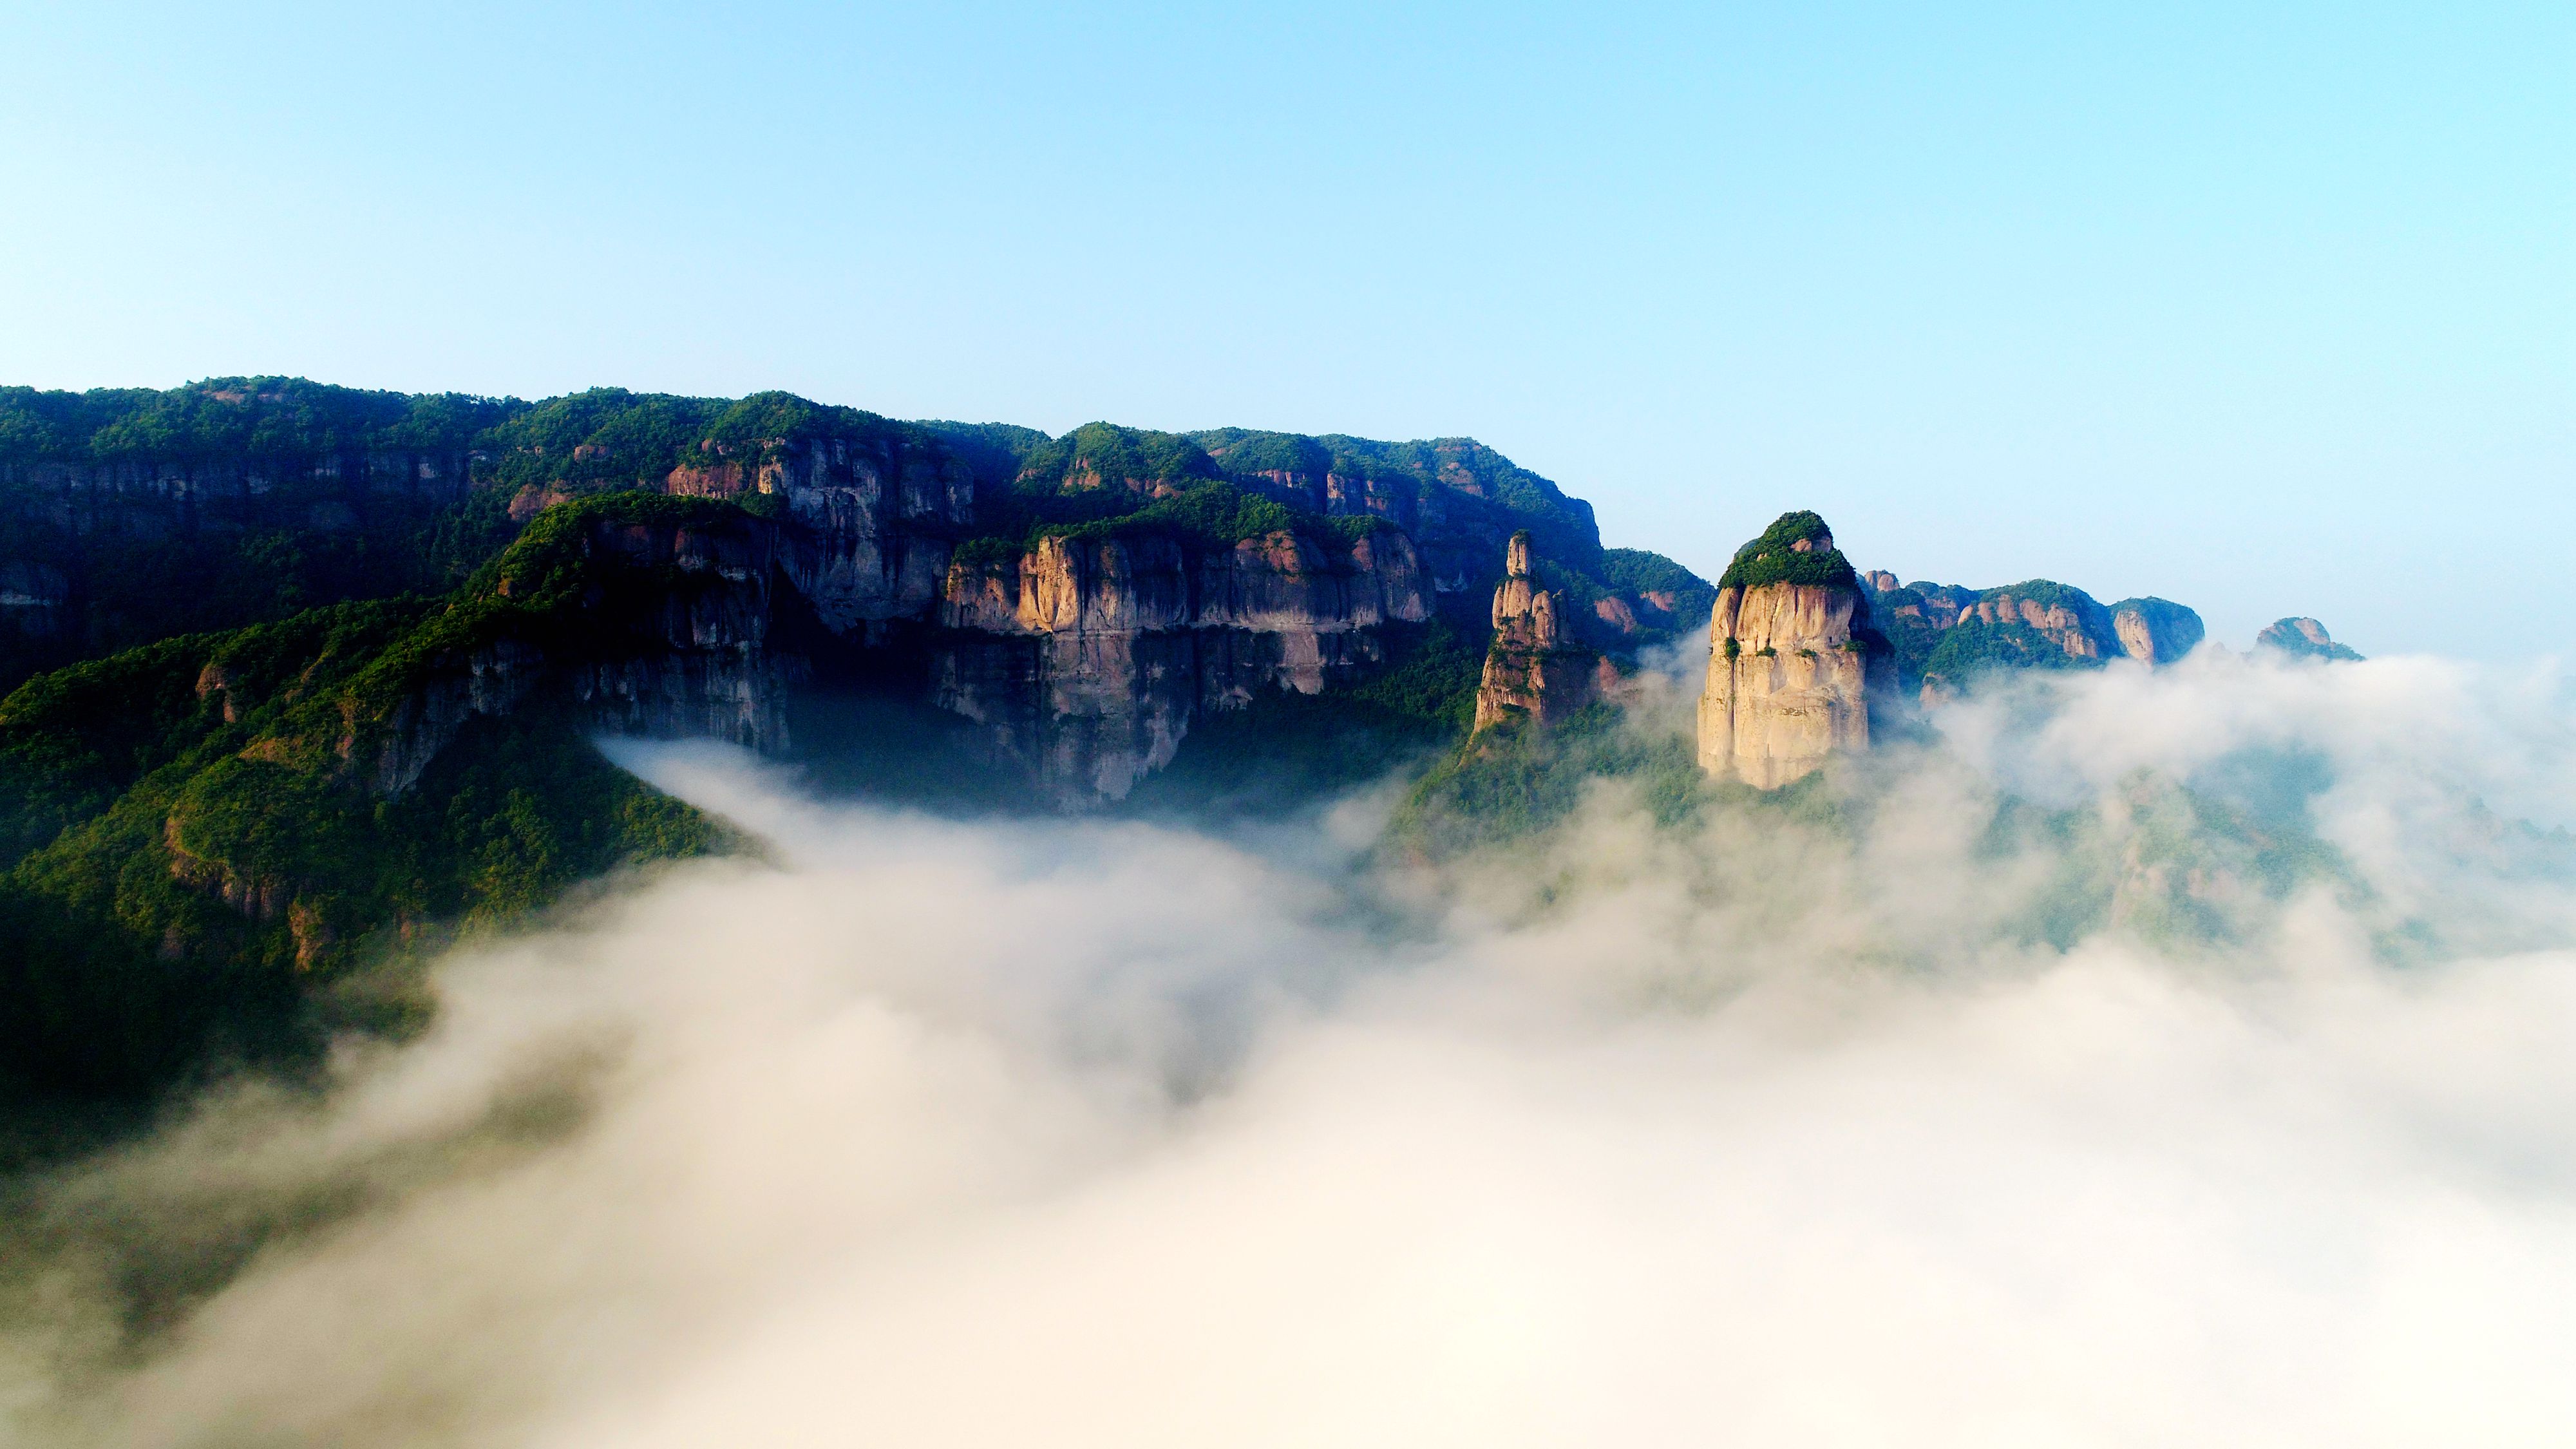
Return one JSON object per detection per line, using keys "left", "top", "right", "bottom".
{"left": 931, "top": 526, "right": 1430, "bottom": 804}
{"left": 1953, "top": 584, "right": 2119, "bottom": 661}
{"left": 1698, "top": 513, "right": 1893, "bottom": 789}
{"left": 661, "top": 433, "right": 974, "bottom": 634}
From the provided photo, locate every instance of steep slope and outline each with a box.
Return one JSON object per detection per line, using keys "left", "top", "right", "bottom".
{"left": 0, "top": 494, "right": 757, "bottom": 1104}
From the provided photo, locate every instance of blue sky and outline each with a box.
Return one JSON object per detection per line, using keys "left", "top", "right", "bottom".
{"left": 2, "top": 1, "right": 2567, "bottom": 654}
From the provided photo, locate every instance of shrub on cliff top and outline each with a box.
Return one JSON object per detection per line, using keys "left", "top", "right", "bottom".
{"left": 1717, "top": 511, "right": 1859, "bottom": 592}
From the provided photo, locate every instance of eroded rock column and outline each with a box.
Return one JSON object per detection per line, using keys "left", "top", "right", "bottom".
{"left": 1697, "top": 513, "right": 1889, "bottom": 788}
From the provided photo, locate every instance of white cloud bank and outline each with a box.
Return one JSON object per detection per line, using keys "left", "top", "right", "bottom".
{"left": 8, "top": 652, "right": 2576, "bottom": 1447}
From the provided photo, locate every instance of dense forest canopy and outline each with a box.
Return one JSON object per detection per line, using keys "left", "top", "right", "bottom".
{"left": 0, "top": 379, "right": 511, "bottom": 462}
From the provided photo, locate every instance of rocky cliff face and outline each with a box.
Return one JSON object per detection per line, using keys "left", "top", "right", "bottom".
{"left": 0, "top": 560, "right": 68, "bottom": 641}
{"left": 0, "top": 448, "right": 479, "bottom": 539}
{"left": 0, "top": 446, "right": 484, "bottom": 683}
{"left": 1698, "top": 516, "right": 1891, "bottom": 789}
{"left": 931, "top": 527, "right": 1430, "bottom": 805}
{"left": 1473, "top": 532, "right": 1604, "bottom": 732}
{"left": 3, "top": 384, "right": 1723, "bottom": 813}
{"left": 2109, "top": 597, "right": 2206, "bottom": 665}
{"left": 662, "top": 435, "right": 975, "bottom": 634}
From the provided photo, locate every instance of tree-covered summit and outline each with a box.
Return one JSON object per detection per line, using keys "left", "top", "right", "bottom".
{"left": 1717, "top": 510, "right": 1859, "bottom": 591}
{"left": 0, "top": 377, "right": 512, "bottom": 464}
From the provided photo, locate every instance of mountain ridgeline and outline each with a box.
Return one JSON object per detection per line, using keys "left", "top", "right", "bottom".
{"left": 0, "top": 379, "right": 2362, "bottom": 1118}
{"left": 0, "top": 380, "right": 1713, "bottom": 1112}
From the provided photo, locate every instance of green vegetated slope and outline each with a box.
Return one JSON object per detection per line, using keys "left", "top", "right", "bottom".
{"left": 480, "top": 388, "right": 949, "bottom": 498}
{"left": 1390, "top": 704, "right": 1714, "bottom": 858}
{"left": 0, "top": 495, "right": 750, "bottom": 1126}
{"left": 951, "top": 473, "right": 1392, "bottom": 568}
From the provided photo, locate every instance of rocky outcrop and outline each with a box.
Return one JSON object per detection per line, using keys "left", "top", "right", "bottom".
{"left": 2109, "top": 597, "right": 2205, "bottom": 665}
{"left": 1698, "top": 515, "right": 1892, "bottom": 789}
{"left": 931, "top": 526, "right": 1430, "bottom": 806}
{"left": 1472, "top": 532, "right": 1603, "bottom": 732}
{"left": 2255, "top": 617, "right": 2362, "bottom": 661}
{"left": 1875, "top": 575, "right": 2204, "bottom": 694}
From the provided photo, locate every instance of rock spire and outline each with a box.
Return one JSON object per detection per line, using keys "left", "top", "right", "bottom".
{"left": 1697, "top": 511, "right": 1892, "bottom": 788}
{"left": 1472, "top": 531, "right": 1602, "bottom": 732}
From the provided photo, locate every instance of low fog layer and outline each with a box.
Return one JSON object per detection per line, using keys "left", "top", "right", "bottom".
{"left": 8, "top": 651, "right": 2576, "bottom": 1446}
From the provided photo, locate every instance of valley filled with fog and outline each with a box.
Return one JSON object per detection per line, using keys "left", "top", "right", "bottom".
{"left": 7, "top": 649, "right": 2576, "bottom": 1447}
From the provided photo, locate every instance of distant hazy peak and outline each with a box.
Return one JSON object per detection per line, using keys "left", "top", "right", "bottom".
{"left": 2255, "top": 616, "right": 2363, "bottom": 661}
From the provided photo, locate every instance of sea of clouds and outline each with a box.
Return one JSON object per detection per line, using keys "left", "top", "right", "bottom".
{"left": 6, "top": 649, "right": 2576, "bottom": 1447}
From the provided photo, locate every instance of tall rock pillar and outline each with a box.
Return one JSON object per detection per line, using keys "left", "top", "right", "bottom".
{"left": 1472, "top": 531, "right": 1598, "bottom": 732}
{"left": 1697, "top": 512, "right": 1891, "bottom": 788}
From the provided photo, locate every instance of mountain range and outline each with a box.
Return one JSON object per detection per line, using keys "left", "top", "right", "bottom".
{"left": 0, "top": 377, "right": 2362, "bottom": 1126}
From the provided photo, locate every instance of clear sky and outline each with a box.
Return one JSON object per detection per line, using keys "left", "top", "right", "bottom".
{"left": 2, "top": 1, "right": 2567, "bottom": 655}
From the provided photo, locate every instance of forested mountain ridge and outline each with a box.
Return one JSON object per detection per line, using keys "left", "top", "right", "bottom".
{"left": 0, "top": 380, "right": 1676, "bottom": 689}
{"left": 3, "top": 377, "right": 2337, "bottom": 1139}
{"left": 0, "top": 379, "right": 1712, "bottom": 1123}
